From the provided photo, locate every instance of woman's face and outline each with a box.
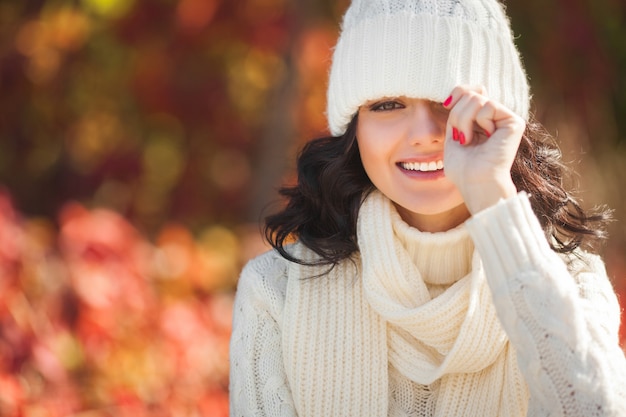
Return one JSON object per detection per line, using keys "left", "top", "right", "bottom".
{"left": 356, "top": 96, "right": 470, "bottom": 232}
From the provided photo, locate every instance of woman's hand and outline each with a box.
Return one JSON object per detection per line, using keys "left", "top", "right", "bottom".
{"left": 442, "top": 85, "right": 526, "bottom": 214}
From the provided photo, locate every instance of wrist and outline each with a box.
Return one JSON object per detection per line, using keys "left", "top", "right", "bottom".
{"left": 462, "top": 178, "right": 518, "bottom": 215}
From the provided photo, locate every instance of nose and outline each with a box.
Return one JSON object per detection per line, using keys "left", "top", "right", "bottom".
{"left": 407, "top": 102, "right": 444, "bottom": 145}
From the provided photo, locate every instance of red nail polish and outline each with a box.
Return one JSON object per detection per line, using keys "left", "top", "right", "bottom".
{"left": 484, "top": 129, "right": 491, "bottom": 138}
{"left": 443, "top": 95, "right": 452, "bottom": 107}
{"left": 452, "top": 127, "right": 459, "bottom": 141}
{"left": 459, "top": 131, "right": 466, "bottom": 145}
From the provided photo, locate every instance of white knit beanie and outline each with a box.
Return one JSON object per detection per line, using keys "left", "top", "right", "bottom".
{"left": 326, "top": 0, "right": 531, "bottom": 136}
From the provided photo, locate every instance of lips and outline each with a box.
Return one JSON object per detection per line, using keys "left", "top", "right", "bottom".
{"left": 399, "top": 160, "right": 444, "bottom": 172}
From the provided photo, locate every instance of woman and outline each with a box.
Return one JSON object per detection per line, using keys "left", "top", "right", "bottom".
{"left": 229, "top": 0, "right": 626, "bottom": 415}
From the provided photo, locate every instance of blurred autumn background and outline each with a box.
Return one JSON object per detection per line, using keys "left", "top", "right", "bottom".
{"left": 0, "top": 0, "right": 624, "bottom": 415}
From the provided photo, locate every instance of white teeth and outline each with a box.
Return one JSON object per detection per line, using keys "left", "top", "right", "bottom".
{"left": 401, "top": 160, "right": 444, "bottom": 172}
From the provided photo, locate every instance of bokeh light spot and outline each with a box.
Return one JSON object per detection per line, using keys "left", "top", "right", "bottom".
{"left": 227, "top": 48, "right": 286, "bottom": 122}
{"left": 81, "top": 0, "right": 135, "bottom": 19}
{"left": 176, "top": 0, "right": 219, "bottom": 32}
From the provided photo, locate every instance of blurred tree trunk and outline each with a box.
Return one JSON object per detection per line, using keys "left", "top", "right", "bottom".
{"left": 245, "top": 59, "right": 297, "bottom": 223}
{"left": 245, "top": 0, "right": 320, "bottom": 224}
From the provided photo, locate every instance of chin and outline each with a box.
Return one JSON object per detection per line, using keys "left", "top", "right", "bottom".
{"left": 388, "top": 192, "right": 470, "bottom": 231}
{"left": 398, "top": 194, "right": 465, "bottom": 215}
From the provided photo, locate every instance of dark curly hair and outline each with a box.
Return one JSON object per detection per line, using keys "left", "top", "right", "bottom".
{"left": 265, "top": 113, "right": 611, "bottom": 266}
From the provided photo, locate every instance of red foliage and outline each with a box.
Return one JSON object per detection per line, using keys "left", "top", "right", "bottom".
{"left": 0, "top": 191, "right": 235, "bottom": 415}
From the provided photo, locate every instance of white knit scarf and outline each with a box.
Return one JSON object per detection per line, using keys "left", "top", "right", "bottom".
{"left": 283, "top": 191, "right": 529, "bottom": 416}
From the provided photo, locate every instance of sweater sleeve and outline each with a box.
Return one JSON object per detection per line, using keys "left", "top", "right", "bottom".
{"left": 465, "top": 192, "right": 626, "bottom": 417}
{"left": 229, "top": 250, "right": 297, "bottom": 417}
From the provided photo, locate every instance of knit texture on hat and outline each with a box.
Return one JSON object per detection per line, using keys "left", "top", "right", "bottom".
{"left": 326, "top": 0, "right": 530, "bottom": 136}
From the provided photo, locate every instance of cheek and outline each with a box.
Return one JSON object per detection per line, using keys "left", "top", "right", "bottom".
{"left": 356, "top": 134, "right": 391, "bottom": 188}
{"left": 356, "top": 135, "right": 382, "bottom": 176}
{"left": 356, "top": 123, "right": 391, "bottom": 163}
{"left": 356, "top": 135, "right": 376, "bottom": 161}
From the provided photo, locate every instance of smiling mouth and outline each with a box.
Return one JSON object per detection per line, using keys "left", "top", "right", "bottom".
{"left": 399, "top": 160, "right": 444, "bottom": 172}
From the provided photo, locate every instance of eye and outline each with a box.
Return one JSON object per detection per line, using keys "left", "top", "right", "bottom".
{"left": 369, "top": 100, "right": 404, "bottom": 112}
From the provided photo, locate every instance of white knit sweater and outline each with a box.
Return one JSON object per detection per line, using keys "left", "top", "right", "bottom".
{"left": 229, "top": 192, "right": 626, "bottom": 416}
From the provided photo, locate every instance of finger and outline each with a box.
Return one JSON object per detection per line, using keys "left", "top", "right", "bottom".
{"left": 474, "top": 101, "right": 498, "bottom": 138}
{"left": 442, "top": 85, "right": 488, "bottom": 109}
{"left": 447, "top": 91, "right": 489, "bottom": 145}
{"left": 480, "top": 101, "right": 526, "bottom": 141}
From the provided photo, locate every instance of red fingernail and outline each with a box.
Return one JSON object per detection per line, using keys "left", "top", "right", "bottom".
{"left": 484, "top": 129, "right": 491, "bottom": 138}
{"left": 443, "top": 95, "right": 452, "bottom": 107}
{"left": 452, "top": 127, "right": 459, "bottom": 141}
{"left": 459, "top": 131, "right": 466, "bottom": 145}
